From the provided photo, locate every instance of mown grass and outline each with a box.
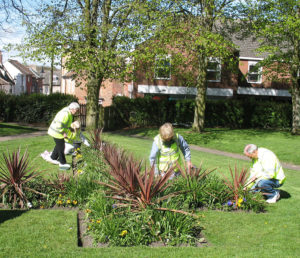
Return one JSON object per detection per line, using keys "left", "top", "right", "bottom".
{"left": 111, "top": 127, "right": 300, "bottom": 165}
{"left": 0, "top": 123, "right": 39, "bottom": 136}
{"left": 0, "top": 126, "right": 299, "bottom": 257}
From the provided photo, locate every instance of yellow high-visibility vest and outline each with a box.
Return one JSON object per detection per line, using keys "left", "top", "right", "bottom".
{"left": 48, "top": 107, "right": 73, "bottom": 139}
{"left": 154, "top": 133, "right": 183, "bottom": 173}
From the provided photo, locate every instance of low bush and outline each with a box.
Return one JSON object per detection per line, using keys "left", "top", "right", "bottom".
{"left": 105, "top": 96, "right": 291, "bottom": 130}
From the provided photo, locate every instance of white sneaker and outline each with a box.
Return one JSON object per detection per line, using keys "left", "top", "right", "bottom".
{"left": 41, "top": 153, "right": 60, "bottom": 165}
{"left": 266, "top": 191, "right": 280, "bottom": 204}
{"left": 46, "top": 156, "right": 60, "bottom": 165}
{"left": 59, "top": 163, "right": 71, "bottom": 170}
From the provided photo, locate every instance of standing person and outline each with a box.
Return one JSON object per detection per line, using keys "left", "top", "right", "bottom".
{"left": 243, "top": 144, "right": 286, "bottom": 203}
{"left": 149, "top": 122, "right": 192, "bottom": 178}
{"left": 47, "top": 102, "right": 80, "bottom": 170}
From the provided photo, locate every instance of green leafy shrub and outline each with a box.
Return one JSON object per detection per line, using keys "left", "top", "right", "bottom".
{"left": 105, "top": 96, "right": 291, "bottom": 130}
{"left": 0, "top": 92, "right": 77, "bottom": 124}
{"left": 85, "top": 192, "right": 201, "bottom": 246}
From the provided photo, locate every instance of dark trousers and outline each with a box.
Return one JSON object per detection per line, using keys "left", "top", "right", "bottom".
{"left": 50, "top": 137, "right": 66, "bottom": 164}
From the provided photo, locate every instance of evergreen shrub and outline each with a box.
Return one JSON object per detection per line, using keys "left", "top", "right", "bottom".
{"left": 0, "top": 92, "right": 77, "bottom": 124}
{"left": 105, "top": 96, "right": 291, "bottom": 130}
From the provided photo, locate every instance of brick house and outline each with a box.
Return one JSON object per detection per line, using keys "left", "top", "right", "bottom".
{"left": 61, "top": 36, "right": 292, "bottom": 105}
{"left": 137, "top": 37, "right": 291, "bottom": 100}
{"left": 61, "top": 63, "right": 134, "bottom": 106}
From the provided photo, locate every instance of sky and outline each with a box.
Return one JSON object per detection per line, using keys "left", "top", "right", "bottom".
{"left": 0, "top": 25, "right": 26, "bottom": 63}
{"left": 0, "top": 0, "right": 50, "bottom": 66}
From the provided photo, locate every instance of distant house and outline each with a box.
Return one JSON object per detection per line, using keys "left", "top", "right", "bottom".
{"left": 232, "top": 37, "right": 291, "bottom": 98}
{"left": 61, "top": 62, "right": 133, "bottom": 106}
{"left": 28, "top": 65, "right": 61, "bottom": 94}
{"left": 136, "top": 36, "right": 292, "bottom": 100}
{"left": 0, "top": 51, "right": 15, "bottom": 94}
{"left": 60, "top": 35, "right": 292, "bottom": 106}
{"left": 3, "top": 59, "right": 42, "bottom": 95}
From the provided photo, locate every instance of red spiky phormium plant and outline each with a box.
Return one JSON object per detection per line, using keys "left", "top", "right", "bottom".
{"left": 222, "top": 165, "right": 249, "bottom": 207}
{"left": 96, "top": 141, "right": 198, "bottom": 217}
{"left": 0, "top": 148, "right": 44, "bottom": 209}
{"left": 89, "top": 128, "right": 104, "bottom": 150}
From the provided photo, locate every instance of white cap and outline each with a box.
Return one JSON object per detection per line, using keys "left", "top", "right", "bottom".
{"left": 244, "top": 144, "right": 258, "bottom": 155}
{"left": 68, "top": 102, "right": 80, "bottom": 110}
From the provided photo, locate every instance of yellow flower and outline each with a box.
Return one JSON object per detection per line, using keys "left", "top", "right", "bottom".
{"left": 67, "top": 199, "right": 71, "bottom": 204}
{"left": 96, "top": 219, "right": 102, "bottom": 224}
{"left": 59, "top": 194, "right": 62, "bottom": 198}
{"left": 76, "top": 154, "right": 83, "bottom": 159}
{"left": 73, "top": 200, "right": 78, "bottom": 205}
{"left": 120, "top": 230, "right": 128, "bottom": 237}
{"left": 90, "top": 219, "right": 95, "bottom": 223}
{"left": 237, "top": 198, "right": 243, "bottom": 207}
{"left": 40, "top": 205, "right": 44, "bottom": 209}
{"left": 57, "top": 200, "right": 63, "bottom": 205}
{"left": 85, "top": 209, "right": 92, "bottom": 213}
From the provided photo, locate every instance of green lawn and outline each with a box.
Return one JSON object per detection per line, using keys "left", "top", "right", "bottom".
{"left": 0, "top": 123, "right": 40, "bottom": 136}
{"left": 111, "top": 127, "right": 300, "bottom": 165}
{"left": 0, "top": 126, "right": 299, "bottom": 257}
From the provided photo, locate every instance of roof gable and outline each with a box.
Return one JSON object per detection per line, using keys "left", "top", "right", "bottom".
{"left": 8, "top": 59, "right": 34, "bottom": 75}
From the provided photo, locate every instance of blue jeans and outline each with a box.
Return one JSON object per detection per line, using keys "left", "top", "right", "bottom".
{"left": 252, "top": 179, "right": 281, "bottom": 199}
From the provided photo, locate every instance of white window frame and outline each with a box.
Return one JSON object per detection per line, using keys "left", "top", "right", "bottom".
{"left": 154, "top": 55, "right": 171, "bottom": 80}
{"left": 53, "top": 75, "right": 59, "bottom": 84}
{"left": 207, "top": 57, "right": 221, "bottom": 82}
{"left": 247, "top": 61, "right": 262, "bottom": 84}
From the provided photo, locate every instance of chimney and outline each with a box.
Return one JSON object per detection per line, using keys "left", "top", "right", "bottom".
{"left": 0, "top": 50, "right": 2, "bottom": 64}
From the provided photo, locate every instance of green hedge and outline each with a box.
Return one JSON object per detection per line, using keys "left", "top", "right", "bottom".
{"left": 104, "top": 96, "right": 292, "bottom": 130}
{"left": 0, "top": 92, "right": 77, "bottom": 124}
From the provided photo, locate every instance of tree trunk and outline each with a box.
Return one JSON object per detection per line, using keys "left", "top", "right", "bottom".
{"left": 193, "top": 86, "right": 206, "bottom": 132}
{"left": 291, "top": 33, "right": 300, "bottom": 135}
{"left": 291, "top": 75, "right": 300, "bottom": 134}
{"left": 50, "top": 53, "right": 54, "bottom": 94}
{"left": 86, "top": 75, "right": 103, "bottom": 129}
{"left": 192, "top": 50, "right": 207, "bottom": 132}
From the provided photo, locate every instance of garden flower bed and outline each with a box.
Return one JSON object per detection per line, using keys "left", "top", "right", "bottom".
{"left": 0, "top": 130, "right": 266, "bottom": 247}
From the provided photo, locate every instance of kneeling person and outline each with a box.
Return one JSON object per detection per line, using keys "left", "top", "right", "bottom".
{"left": 244, "top": 144, "right": 286, "bottom": 203}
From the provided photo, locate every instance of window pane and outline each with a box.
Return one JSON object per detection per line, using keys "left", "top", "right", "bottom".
{"left": 248, "top": 74, "right": 259, "bottom": 82}
{"left": 155, "top": 57, "right": 171, "bottom": 79}
{"left": 249, "top": 64, "right": 259, "bottom": 73}
{"left": 207, "top": 58, "right": 221, "bottom": 81}
{"left": 207, "top": 62, "right": 219, "bottom": 70}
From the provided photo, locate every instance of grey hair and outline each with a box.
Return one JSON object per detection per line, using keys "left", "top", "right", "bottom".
{"left": 68, "top": 102, "right": 80, "bottom": 110}
{"left": 244, "top": 144, "right": 258, "bottom": 155}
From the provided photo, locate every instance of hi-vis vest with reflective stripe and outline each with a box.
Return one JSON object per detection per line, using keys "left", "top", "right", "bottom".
{"left": 154, "top": 133, "right": 183, "bottom": 172}
{"left": 250, "top": 148, "right": 286, "bottom": 186}
{"left": 65, "top": 129, "right": 81, "bottom": 144}
{"left": 48, "top": 107, "right": 73, "bottom": 139}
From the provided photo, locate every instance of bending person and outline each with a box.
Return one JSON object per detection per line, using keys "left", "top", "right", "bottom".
{"left": 47, "top": 102, "right": 80, "bottom": 170}
{"left": 149, "top": 122, "right": 192, "bottom": 178}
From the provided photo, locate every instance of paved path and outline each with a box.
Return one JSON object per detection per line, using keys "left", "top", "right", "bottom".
{"left": 0, "top": 130, "right": 48, "bottom": 142}
{"left": 1, "top": 131, "right": 300, "bottom": 171}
